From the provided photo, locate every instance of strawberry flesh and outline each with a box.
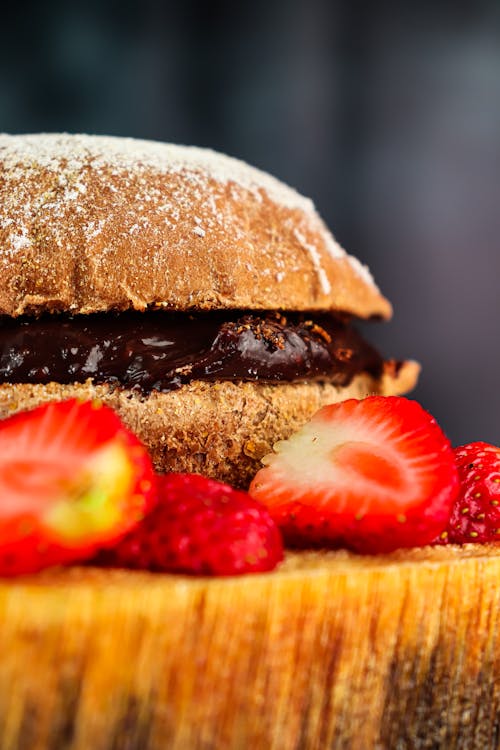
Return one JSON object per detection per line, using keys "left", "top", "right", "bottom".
{"left": 0, "top": 399, "right": 156, "bottom": 575}
{"left": 97, "top": 473, "right": 284, "bottom": 576}
{"left": 249, "top": 396, "right": 459, "bottom": 554}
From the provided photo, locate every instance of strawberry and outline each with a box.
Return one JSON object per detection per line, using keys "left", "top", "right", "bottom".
{"left": 436, "top": 441, "right": 500, "bottom": 544}
{"left": 0, "top": 399, "right": 157, "bottom": 576}
{"left": 97, "top": 473, "right": 284, "bottom": 576}
{"left": 249, "top": 396, "right": 459, "bottom": 554}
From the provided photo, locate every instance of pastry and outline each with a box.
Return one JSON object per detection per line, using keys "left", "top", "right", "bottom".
{"left": 0, "top": 133, "right": 418, "bottom": 487}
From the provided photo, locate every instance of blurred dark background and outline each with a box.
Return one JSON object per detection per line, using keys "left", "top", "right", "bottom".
{"left": 1, "top": 0, "right": 499, "bottom": 445}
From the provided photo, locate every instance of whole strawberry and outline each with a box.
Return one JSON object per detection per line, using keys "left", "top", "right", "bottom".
{"left": 437, "top": 441, "right": 500, "bottom": 544}
{"left": 98, "top": 473, "right": 284, "bottom": 576}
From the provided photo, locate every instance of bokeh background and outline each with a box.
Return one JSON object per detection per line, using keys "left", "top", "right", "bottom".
{"left": 1, "top": 0, "right": 499, "bottom": 445}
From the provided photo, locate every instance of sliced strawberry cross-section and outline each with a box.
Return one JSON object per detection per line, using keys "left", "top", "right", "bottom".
{"left": 250, "top": 396, "right": 459, "bottom": 554}
{"left": 0, "top": 399, "right": 157, "bottom": 575}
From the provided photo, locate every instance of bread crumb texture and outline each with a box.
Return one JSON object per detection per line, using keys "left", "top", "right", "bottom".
{"left": 0, "top": 133, "right": 391, "bottom": 318}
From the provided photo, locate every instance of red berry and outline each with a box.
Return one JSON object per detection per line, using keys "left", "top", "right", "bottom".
{"left": 436, "top": 441, "right": 500, "bottom": 544}
{"left": 0, "top": 399, "right": 157, "bottom": 576}
{"left": 98, "top": 473, "right": 284, "bottom": 576}
{"left": 249, "top": 396, "right": 459, "bottom": 554}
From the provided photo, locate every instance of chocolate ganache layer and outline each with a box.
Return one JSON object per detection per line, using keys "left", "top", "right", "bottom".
{"left": 0, "top": 311, "right": 387, "bottom": 394}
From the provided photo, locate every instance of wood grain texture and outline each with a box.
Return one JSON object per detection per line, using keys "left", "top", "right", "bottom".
{"left": 0, "top": 545, "right": 499, "bottom": 749}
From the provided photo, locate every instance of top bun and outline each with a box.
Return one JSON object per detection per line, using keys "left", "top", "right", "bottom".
{"left": 0, "top": 133, "right": 391, "bottom": 319}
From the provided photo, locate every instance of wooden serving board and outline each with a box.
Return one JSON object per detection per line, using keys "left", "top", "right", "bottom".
{"left": 0, "top": 546, "right": 499, "bottom": 749}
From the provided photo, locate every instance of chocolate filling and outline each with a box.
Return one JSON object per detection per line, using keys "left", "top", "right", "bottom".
{"left": 0, "top": 311, "right": 387, "bottom": 394}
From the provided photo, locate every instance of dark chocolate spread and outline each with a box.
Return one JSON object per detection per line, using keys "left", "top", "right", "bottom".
{"left": 0, "top": 311, "right": 385, "bottom": 393}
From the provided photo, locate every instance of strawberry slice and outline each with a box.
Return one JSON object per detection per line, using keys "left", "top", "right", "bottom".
{"left": 249, "top": 396, "right": 459, "bottom": 553}
{"left": 0, "top": 399, "right": 157, "bottom": 575}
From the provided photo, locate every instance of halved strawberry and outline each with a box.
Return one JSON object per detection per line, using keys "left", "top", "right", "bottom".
{"left": 249, "top": 396, "right": 459, "bottom": 553}
{"left": 0, "top": 399, "right": 157, "bottom": 575}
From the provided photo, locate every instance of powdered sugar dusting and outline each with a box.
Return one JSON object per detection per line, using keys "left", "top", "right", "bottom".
{"left": 322, "top": 231, "right": 347, "bottom": 261}
{"left": 0, "top": 133, "right": 388, "bottom": 317}
{"left": 0, "top": 133, "right": 377, "bottom": 288}
{"left": 322, "top": 225, "right": 377, "bottom": 287}
{"left": 293, "top": 228, "right": 332, "bottom": 295}
{"left": 0, "top": 133, "right": 313, "bottom": 214}
{"left": 10, "top": 232, "right": 31, "bottom": 253}
{"left": 346, "top": 254, "right": 376, "bottom": 287}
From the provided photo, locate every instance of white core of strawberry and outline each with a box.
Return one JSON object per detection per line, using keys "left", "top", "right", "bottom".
{"left": 44, "top": 442, "right": 134, "bottom": 541}
{"left": 261, "top": 406, "right": 446, "bottom": 514}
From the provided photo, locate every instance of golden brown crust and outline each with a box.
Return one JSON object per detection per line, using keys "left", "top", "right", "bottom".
{"left": 0, "top": 360, "right": 419, "bottom": 487}
{"left": 0, "top": 544, "right": 499, "bottom": 749}
{"left": 0, "top": 134, "right": 391, "bottom": 319}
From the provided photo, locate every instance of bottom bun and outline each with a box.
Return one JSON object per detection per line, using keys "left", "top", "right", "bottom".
{"left": 0, "top": 361, "right": 419, "bottom": 487}
{"left": 0, "top": 544, "right": 498, "bottom": 749}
